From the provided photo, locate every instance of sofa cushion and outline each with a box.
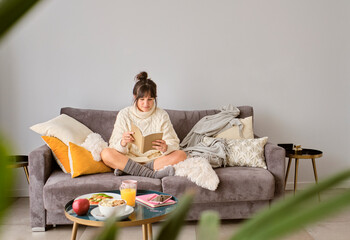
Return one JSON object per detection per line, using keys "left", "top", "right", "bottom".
{"left": 215, "top": 116, "right": 254, "bottom": 139}
{"left": 30, "top": 114, "right": 93, "bottom": 145}
{"left": 68, "top": 142, "right": 112, "bottom": 178}
{"left": 41, "top": 136, "right": 70, "bottom": 173}
{"left": 226, "top": 137, "right": 268, "bottom": 169}
{"left": 61, "top": 107, "right": 118, "bottom": 143}
{"left": 43, "top": 170, "right": 162, "bottom": 211}
{"left": 162, "top": 167, "right": 275, "bottom": 203}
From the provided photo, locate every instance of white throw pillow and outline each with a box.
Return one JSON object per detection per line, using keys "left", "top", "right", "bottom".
{"left": 30, "top": 114, "right": 93, "bottom": 146}
{"left": 226, "top": 137, "right": 268, "bottom": 169}
{"left": 215, "top": 116, "right": 254, "bottom": 139}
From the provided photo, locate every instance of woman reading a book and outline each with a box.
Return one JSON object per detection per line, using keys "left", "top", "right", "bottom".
{"left": 101, "top": 71, "right": 187, "bottom": 178}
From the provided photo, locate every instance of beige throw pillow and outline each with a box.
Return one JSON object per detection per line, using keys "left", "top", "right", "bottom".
{"left": 30, "top": 114, "right": 93, "bottom": 145}
{"left": 226, "top": 137, "right": 268, "bottom": 169}
{"left": 215, "top": 116, "right": 254, "bottom": 139}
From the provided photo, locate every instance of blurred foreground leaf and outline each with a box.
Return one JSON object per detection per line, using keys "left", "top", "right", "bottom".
{"left": 91, "top": 214, "right": 119, "bottom": 240}
{"left": 231, "top": 169, "right": 350, "bottom": 240}
{"left": 198, "top": 211, "right": 220, "bottom": 240}
{"left": 0, "top": 133, "right": 13, "bottom": 224}
{"left": 0, "top": 0, "right": 40, "bottom": 39}
{"left": 156, "top": 191, "right": 195, "bottom": 240}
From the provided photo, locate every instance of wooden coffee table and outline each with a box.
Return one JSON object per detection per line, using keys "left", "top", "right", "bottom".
{"left": 64, "top": 190, "right": 177, "bottom": 240}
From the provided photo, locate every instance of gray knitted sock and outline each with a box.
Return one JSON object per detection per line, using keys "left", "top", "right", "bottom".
{"left": 114, "top": 169, "right": 127, "bottom": 176}
{"left": 123, "top": 159, "right": 156, "bottom": 178}
{"left": 155, "top": 165, "right": 175, "bottom": 178}
{"left": 144, "top": 160, "right": 154, "bottom": 170}
{"left": 123, "top": 159, "right": 174, "bottom": 179}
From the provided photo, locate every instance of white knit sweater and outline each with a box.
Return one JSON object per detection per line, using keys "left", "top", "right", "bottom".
{"left": 109, "top": 104, "right": 180, "bottom": 163}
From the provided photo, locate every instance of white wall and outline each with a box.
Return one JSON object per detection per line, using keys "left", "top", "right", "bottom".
{"left": 1, "top": 0, "right": 349, "bottom": 196}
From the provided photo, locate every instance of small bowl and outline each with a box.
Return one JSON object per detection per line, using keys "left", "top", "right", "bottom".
{"left": 98, "top": 199, "right": 127, "bottom": 217}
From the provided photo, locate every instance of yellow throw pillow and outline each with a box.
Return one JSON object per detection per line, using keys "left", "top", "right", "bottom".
{"left": 215, "top": 116, "right": 254, "bottom": 139}
{"left": 42, "top": 136, "right": 70, "bottom": 173}
{"left": 68, "top": 142, "right": 112, "bottom": 178}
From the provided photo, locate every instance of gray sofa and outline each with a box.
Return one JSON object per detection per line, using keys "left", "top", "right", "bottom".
{"left": 29, "top": 106, "right": 285, "bottom": 231}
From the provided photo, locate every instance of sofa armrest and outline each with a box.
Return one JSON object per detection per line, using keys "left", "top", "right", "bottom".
{"left": 264, "top": 143, "right": 285, "bottom": 199}
{"left": 29, "top": 145, "right": 53, "bottom": 231}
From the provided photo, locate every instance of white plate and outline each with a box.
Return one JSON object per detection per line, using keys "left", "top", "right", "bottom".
{"left": 75, "top": 192, "right": 121, "bottom": 205}
{"left": 91, "top": 205, "right": 134, "bottom": 221}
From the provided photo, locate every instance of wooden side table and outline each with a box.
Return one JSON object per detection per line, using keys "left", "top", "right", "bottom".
{"left": 284, "top": 148, "right": 322, "bottom": 199}
{"left": 8, "top": 155, "right": 29, "bottom": 184}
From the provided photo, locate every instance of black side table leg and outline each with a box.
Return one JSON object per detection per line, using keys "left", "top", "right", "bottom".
{"left": 311, "top": 158, "right": 321, "bottom": 201}
{"left": 285, "top": 157, "right": 292, "bottom": 190}
{"left": 294, "top": 158, "right": 299, "bottom": 195}
{"left": 23, "top": 166, "right": 30, "bottom": 184}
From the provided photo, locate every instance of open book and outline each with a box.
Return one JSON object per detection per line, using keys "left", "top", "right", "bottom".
{"left": 136, "top": 193, "right": 176, "bottom": 208}
{"left": 131, "top": 124, "right": 163, "bottom": 154}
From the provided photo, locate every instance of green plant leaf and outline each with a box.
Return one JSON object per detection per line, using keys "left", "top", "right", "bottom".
{"left": 0, "top": 133, "right": 13, "bottom": 224}
{"left": 155, "top": 191, "right": 195, "bottom": 240}
{"left": 230, "top": 169, "right": 350, "bottom": 240}
{"left": 0, "top": 0, "right": 40, "bottom": 39}
{"left": 252, "top": 188, "right": 350, "bottom": 240}
{"left": 197, "top": 211, "right": 220, "bottom": 240}
{"left": 91, "top": 214, "right": 119, "bottom": 240}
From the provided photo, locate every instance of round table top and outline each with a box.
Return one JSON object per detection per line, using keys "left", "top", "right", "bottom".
{"left": 286, "top": 148, "right": 323, "bottom": 159}
{"left": 8, "top": 161, "right": 28, "bottom": 168}
{"left": 64, "top": 190, "right": 177, "bottom": 227}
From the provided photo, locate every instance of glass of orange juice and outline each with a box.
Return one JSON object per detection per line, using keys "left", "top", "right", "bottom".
{"left": 120, "top": 180, "right": 137, "bottom": 207}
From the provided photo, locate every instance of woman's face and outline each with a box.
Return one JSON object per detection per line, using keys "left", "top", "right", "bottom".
{"left": 135, "top": 94, "right": 155, "bottom": 112}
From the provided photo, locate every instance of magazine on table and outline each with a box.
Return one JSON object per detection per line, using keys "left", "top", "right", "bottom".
{"left": 136, "top": 193, "right": 176, "bottom": 208}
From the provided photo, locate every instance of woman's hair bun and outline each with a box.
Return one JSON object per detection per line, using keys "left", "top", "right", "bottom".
{"left": 135, "top": 71, "right": 148, "bottom": 81}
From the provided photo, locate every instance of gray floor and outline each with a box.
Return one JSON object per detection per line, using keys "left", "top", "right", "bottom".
{"left": 1, "top": 189, "right": 350, "bottom": 240}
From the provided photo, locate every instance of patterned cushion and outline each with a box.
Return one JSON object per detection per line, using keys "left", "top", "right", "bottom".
{"left": 226, "top": 137, "right": 268, "bottom": 169}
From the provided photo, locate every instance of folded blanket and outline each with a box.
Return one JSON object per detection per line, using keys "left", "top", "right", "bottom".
{"left": 181, "top": 104, "right": 241, "bottom": 168}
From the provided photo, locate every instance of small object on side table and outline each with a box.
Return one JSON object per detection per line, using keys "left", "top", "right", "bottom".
{"left": 293, "top": 144, "right": 303, "bottom": 152}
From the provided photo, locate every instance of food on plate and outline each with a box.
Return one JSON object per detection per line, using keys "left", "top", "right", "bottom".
{"left": 99, "top": 199, "right": 125, "bottom": 207}
{"left": 72, "top": 199, "right": 90, "bottom": 216}
{"left": 87, "top": 193, "right": 113, "bottom": 205}
{"left": 98, "top": 199, "right": 127, "bottom": 217}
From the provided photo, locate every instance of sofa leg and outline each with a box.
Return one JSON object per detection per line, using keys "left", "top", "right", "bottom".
{"left": 32, "top": 227, "right": 46, "bottom": 232}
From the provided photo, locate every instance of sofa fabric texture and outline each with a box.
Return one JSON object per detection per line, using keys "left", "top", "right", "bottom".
{"left": 29, "top": 106, "right": 285, "bottom": 230}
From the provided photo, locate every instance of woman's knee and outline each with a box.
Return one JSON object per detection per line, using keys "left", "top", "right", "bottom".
{"left": 172, "top": 150, "right": 187, "bottom": 164}
{"left": 101, "top": 148, "right": 111, "bottom": 160}
{"left": 101, "top": 148, "right": 121, "bottom": 165}
{"left": 177, "top": 150, "right": 187, "bottom": 161}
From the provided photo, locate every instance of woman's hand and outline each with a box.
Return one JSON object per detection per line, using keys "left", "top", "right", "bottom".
{"left": 152, "top": 140, "right": 168, "bottom": 153}
{"left": 121, "top": 131, "right": 134, "bottom": 147}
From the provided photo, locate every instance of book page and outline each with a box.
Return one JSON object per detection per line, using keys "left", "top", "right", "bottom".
{"left": 143, "top": 132, "right": 163, "bottom": 153}
{"left": 131, "top": 124, "right": 163, "bottom": 153}
{"left": 131, "top": 124, "right": 143, "bottom": 151}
